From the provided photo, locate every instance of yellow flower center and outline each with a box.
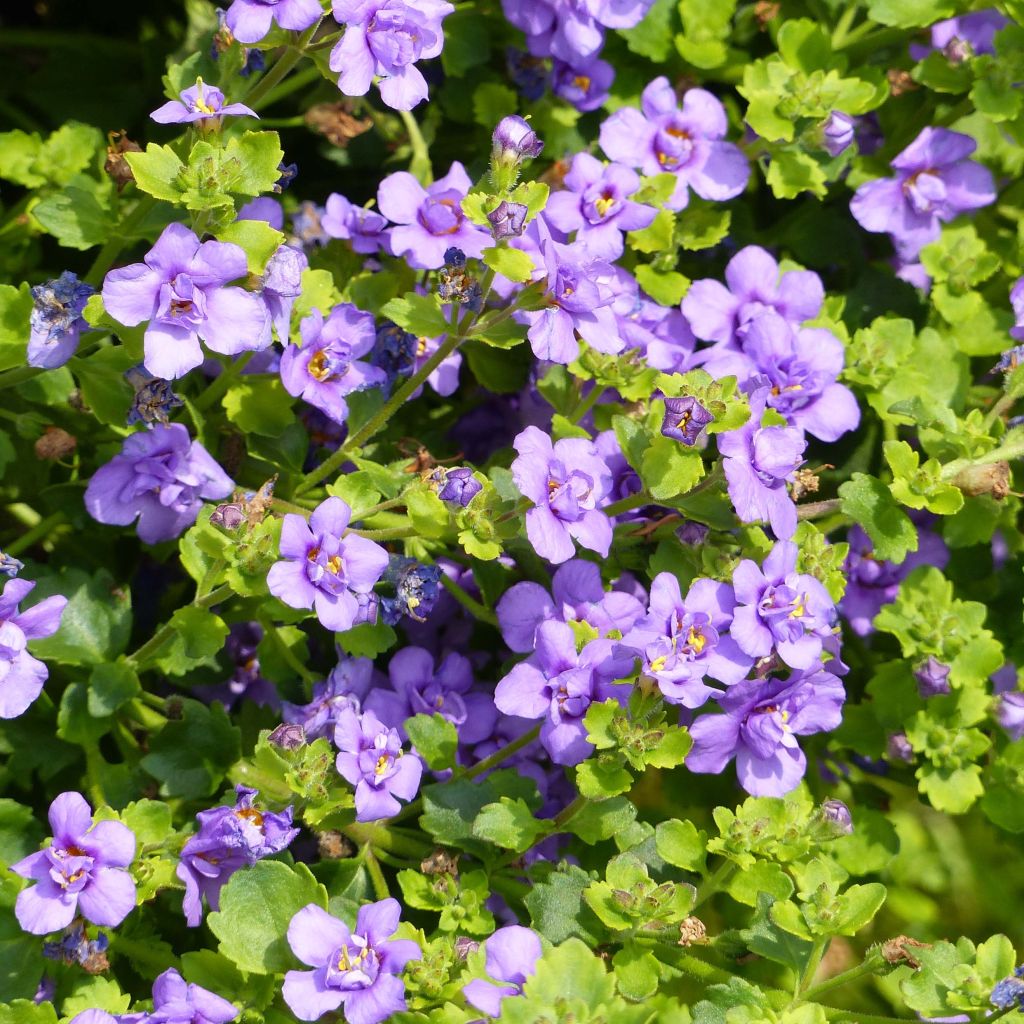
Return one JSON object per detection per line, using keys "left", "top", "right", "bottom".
{"left": 307, "top": 350, "right": 334, "bottom": 382}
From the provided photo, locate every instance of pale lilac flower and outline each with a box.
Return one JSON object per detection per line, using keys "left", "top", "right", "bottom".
{"left": 226, "top": 0, "right": 322, "bottom": 42}
{"left": 261, "top": 244, "right": 308, "bottom": 343}
{"left": 493, "top": 115, "right": 544, "bottom": 162}
{"left": 322, "top": 194, "right": 390, "bottom": 254}
{"left": 618, "top": 574, "right": 753, "bottom": 707}
{"left": 1010, "top": 277, "right": 1024, "bottom": 341}
{"left": 682, "top": 245, "right": 824, "bottom": 347}
{"left": 282, "top": 657, "right": 377, "bottom": 740}
{"left": 334, "top": 708, "right": 423, "bottom": 820}
{"left": 13, "top": 793, "right": 136, "bottom": 935}
{"left": 463, "top": 926, "right": 542, "bottom": 1017}
{"left": 280, "top": 305, "right": 386, "bottom": 425}
{"left": 545, "top": 153, "right": 656, "bottom": 259}
{"left": 511, "top": 426, "right": 613, "bottom": 564}
{"left": 378, "top": 162, "right": 489, "bottom": 269}
{"left": 718, "top": 389, "right": 806, "bottom": 539}
{"left": 822, "top": 111, "right": 856, "bottom": 157}
{"left": 28, "top": 272, "right": 93, "bottom": 369}
{"left": 552, "top": 57, "right": 613, "bottom": 112}
{"left": 238, "top": 196, "right": 285, "bottom": 230}
{"left": 102, "top": 223, "right": 271, "bottom": 379}
{"left": 600, "top": 77, "right": 749, "bottom": 211}
{"left": 291, "top": 202, "right": 331, "bottom": 247}
{"left": 821, "top": 799, "right": 854, "bottom": 835}
{"left": 409, "top": 332, "right": 461, "bottom": 397}
{"left": 0, "top": 578, "right": 66, "bottom": 719}
{"left": 267, "top": 497, "right": 389, "bottom": 632}
{"left": 915, "top": 656, "right": 951, "bottom": 698}
{"left": 283, "top": 900, "right": 420, "bottom": 1023}
{"left": 730, "top": 540, "right": 838, "bottom": 671}
{"left": 151, "top": 78, "right": 256, "bottom": 126}
{"left": 177, "top": 785, "right": 298, "bottom": 927}
{"left": 850, "top": 127, "right": 996, "bottom": 258}
{"left": 147, "top": 968, "right": 238, "bottom": 1024}
{"left": 84, "top": 423, "right": 233, "bottom": 544}
{"left": 365, "top": 647, "right": 495, "bottom": 744}
{"left": 687, "top": 666, "right": 845, "bottom": 796}
{"left": 329, "top": 0, "right": 454, "bottom": 110}
{"left": 910, "top": 9, "right": 1008, "bottom": 61}
{"left": 496, "top": 559, "right": 645, "bottom": 653}
{"left": 494, "top": 621, "right": 633, "bottom": 765}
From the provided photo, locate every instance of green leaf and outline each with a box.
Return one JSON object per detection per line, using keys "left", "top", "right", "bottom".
{"left": 566, "top": 795, "right": 638, "bottom": 845}
{"left": 482, "top": 246, "right": 535, "bottom": 283}
{"left": 765, "top": 148, "right": 828, "bottom": 200}
{"left": 379, "top": 292, "right": 450, "bottom": 337}
{"left": 87, "top": 661, "right": 140, "bottom": 717}
{"left": 739, "top": 893, "right": 815, "bottom": 971}
{"left": 473, "top": 82, "right": 519, "bottom": 128}
{"left": 676, "top": 0, "right": 737, "bottom": 68}
{"left": 524, "top": 864, "right": 604, "bottom": 944}
{"left": 0, "top": 1001, "right": 58, "bottom": 1024}
{"left": 656, "top": 819, "right": 708, "bottom": 873}
{"left": 831, "top": 882, "right": 887, "bottom": 934}
{"left": 0, "top": 284, "right": 33, "bottom": 372}
{"left": 141, "top": 700, "right": 241, "bottom": 799}
{"left": 406, "top": 489, "right": 450, "bottom": 539}
{"left": 32, "top": 186, "right": 110, "bottom": 250}
{"left": 866, "top": 0, "right": 955, "bottom": 28}
{"left": 640, "top": 435, "right": 704, "bottom": 500}
{"left": 728, "top": 861, "right": 795, "bottom": 907}
{"left": 576, "top": 756, "right": 633, "bottom": 798}
{"left": 125, "top": 144, "right": 186, "bottom": 202}
{"left": 644, "top": 725, "right": 692, "bottom": 769}
{"left": 152, "top": 606, "right": 230, "bottom": 675}
{"left": 838, "top": 473, "right": 918, "bottom": 563}
{"left": 224, "top": 131, "right": 285, "bottom": 196}
{"left": 677, "top": 204, "right": 732, "bottom": 251}
{"left": 335, "top": 620, "right": 398, "bottom": 657}
{"left": 613, "top": 943, "right": 661, "bottom": 1001}
{"left": 406, "top": 713, "right": 458, "bottom": 771}
{"left": 223, "top": 377, "right": 296, "bottom": 436}
{"left": 472, "top": 798, "right": 548, "bottom": 853}
{"left": 218, "top": 219, "right": 286, "bottom": 274}
{"left": 628, "top": 209, "right": 674, "bottom": 254}
{"left": 635, "top": 264, "right": 689, "bottom": 306}
{"left": 61, "top": 976, "right": 131, "bottom": 1017}
{"left": 209, "top": 861, "right": 328, "bottom": 974}
{"left": 28, "top": 567, "right": 132, "bottom": 666}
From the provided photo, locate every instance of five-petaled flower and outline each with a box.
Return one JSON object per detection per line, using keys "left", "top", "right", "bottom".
{"left": 0, "top": 577, "right": 66, "bottom": 719}
{"left": 151, "top": 77, "right": 257, "bottom": 127}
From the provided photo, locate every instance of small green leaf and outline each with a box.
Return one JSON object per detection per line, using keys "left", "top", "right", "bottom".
{"left": 482, "top": 246, "right": 535, "bottom": 283}
{"left": 406, "top": 713, "right": 458, "bottom": 771}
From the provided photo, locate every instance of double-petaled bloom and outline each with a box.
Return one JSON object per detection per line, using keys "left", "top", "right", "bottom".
{"left": 322, "top": 194, "right": 390, "bottom": 254}
{"left": 494, "top": 620, "right": 633, "bottom": 764}
{"left": 84, "top": 423, "right": 234, "bottom": 544}
{"left": 618, "top": 574, "right": 753, "bottom": 708}
{"left": 283, "top": 900, "right": 420, "bottom": 1023}
{"left": 334, "top": 708, "right": 423, "bottom": 820}
{"left": 377, "top": 162, "right": 489, "bottom": 269}
{"left": 225, "top": 0, "right": 323, "bottom": 42}
{"left": 102, "top": 223, "right": 271, "bottom": 380}
{"left": 268, "top": 497, "right": 390, "bottom": 633}
{"left": 13, "top": 792, "right": 136, "bottom": 935}
{"left": 850, "top": 126, "right": 996, "bottom": 258}
{"left": 146, "top": 968, "right": 239, "bottom": 1024}
{"left": 176, "top": 785, "right": 299, "bottom": 927}
{"left": 0, "top": 578, "right": 66, "bottom": 719}
{"left": 511, "top": 426, "right": 614, "bottom": 564}
{"left": 329, "top": 0, "right": 454, "bottom": 110}
{"left": 600, "top": 77, "right": 749, "bottom": 211}
{"left": 280, "top": 305, "right": 387, "bottom": 425}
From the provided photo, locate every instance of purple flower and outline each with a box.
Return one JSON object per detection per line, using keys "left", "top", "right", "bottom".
{"left": 146, "top": 968, "right": 238, "bottom": 1024}
{"left": 280, "top": 306, "right": 386, "bottom": 425}
{"left": 13, "top": 792, "right": 136, "bottom": 935}
{"left": 662, "top": 396, "right": 714, "bottom": 446}
{"left": 495, "top": 621, "right": 633, "bottom": 764}
{"left": 511, "top": 426, "right": 613, "bottom": 564}
{"left": 822, "top": 111, "right": 856, "bottom": 157}
{"left": 497, "top": 559, "right": 644, "bottom": 653}
{"left": 850, "top": 127, "right": 996, "bottom": 258}
{"left": 821, "top": 798, "right": 854, "bottom": 835}
{"left": 915, "top": 656, "right": 951, "bottom": 698}
{"left": 151, "top": 77, "right": 257, "bottom": 126}
{"left": 682, "top": 245, "right": 824, "bottom": 347}
{"left": 552, "top": 57, "right": 614, "bottom": 112}
{"left": 1010, "top": 277, "right": 1024, "bottom": 341}
{"left": 839, "top": 523, "right": 949, "bottom": 636}
{"left": 268, "top": 498, "right": 389, "bottom": 632}
{"left": 194, "top": 622, "right": 280, "bottom": 710}
{"left": 688, "top": 667, "right": 845, "bottom": 795}
{"left": 176, "top": 785, "right": 299, "bottom": 927}
{"left": 379, "top": 557, "right": 443, "bottom": 625}
{"left": 378, "top": 162, "right": 489, "bottom": 269}
{"left": 283, "top": 657, "right": 377, "bottom": 739}
{"left": 910, "top": 9, "right": 1008, "bottom": 61}
{"left": 0, "top": 552, "right": 23, "bottom": 578}
{"left": 718, "top": 389, "right": 806, "bottom": 539}
{"left": 463, "top": 925, "right": 542, "bottom": 1017}
{"left": 226, "top": 0, "right": 322, "bottom": 42}
{"left": 261, "top": 244, "right": 308, "bottom": 343}
{"left": 102, "top": 223, "right": 271, "bottom": 379}
{"left": 329, "top": 0, "right": 454, "bottom": 110}
{"left": 618, "top": 574, "right": 753, "bottom": 708}
{"left": 238, "top": 196, "right": 285, "bottom": 230}
{"left": 492, "top": 115, "right": 544, "bottom": 167}
{"left": 84, "top": 423, "right": 233, "bottom": 544}
{"left": 0, "top": 578, "right": 66, "bottom": 719}
{"left": 334, "top": 708, "right": 424, "bottom": 820}
{"left": 516, "top": 235, "right": 624, "bottom": 364}
{"left": 730, "top": 541, "right": 838, "bottom": 671}
{"left": 28, "top": 272, "right": 93, "bottom": 369}
{"left": 545, "top": 154, "right": 656, "bottom": 259}
{"left": 322, "top": 194, "right": 390, "bottom": 254}
{"left": 434, "top": 466, "right": 482, "bottom": 506}
{"left": 487, "top": 200, "right": 528, "bottom": 240}
{"left": 292, "top": 202, "right": 331, "bottom": 247}
{"left": 366, "top": 647, "right": 496, "bottom": 744}
{"left": 283, "top": 900, "right": 420, "bottom": 1023}
{"left": 600, "top": 78, "right": 749, "bottom": 211}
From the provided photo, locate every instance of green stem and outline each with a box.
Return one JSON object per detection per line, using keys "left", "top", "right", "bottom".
{"left": 126, "top": 584, "right": 233, "bottom": 668}
{"left": 440, "top": 574, "right": 499, "bottom": 626}
{"left": 604, "top": 491, "right": 651, "bottom": 518}
{"left": 941, "top": 436, "right": 1024, "bottom": 481}
{"left": 4, "top": 511, "right": 66, "bottom": 556}
{"left": 829, "top": 3, "right": 860, "bottom": 48}
{"left": 399, "top": 108, "right": 433, "bottom": 185}
{"left": 550, "top": 794, "right": 587, "bottom": 832}
{"left": 800, "top": 949, "right": 886, "bottom": 1003}
{"left": 260, "top": 617, "right": 317, "bottom": 683}
{"left": 796, "top": 498, "right": 842, "bottom": 521}
{"left": 822, "top": 1010, "right": 917, "bottom": 1024}
{"left": 569, "top": 385, "right": 606, "bottom": 425}
{"left": 692, "top": 859, "right": 736, "bottom": 909}
{"left": 84, "top": 197, "right": 158, "bottom": 286}
{"left": 799, "top": 937, "right": 829, "bottom": 994}
{"left": 195, "top": 352, "right": 254, "bottom": 412}
{"left": 364, "top": 847, "right": 390, "bottom": 900}
{"left": 0, "top": 366, "right": 40, "bottom": 393}
{"left": 357, "top": 496, "right": 408, "bottom": 520}
{"left": 241, "top": 22, "right": 319, "bottom": 109}
{"left": 349, "top": 526, "right": 417, "bottom": 541}
{"left": 984, "top": 391, "right": 1019, "bottom": 431}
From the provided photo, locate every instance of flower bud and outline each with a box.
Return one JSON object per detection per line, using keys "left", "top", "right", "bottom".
{"left": 661, "top": 396, "right": 713, "bottom": 445}
{"left": 269, "top": 723, "right": 307, "bottom": 750}
{"left": 487, "top": 200, "right": 528, "bottom": 239}
{"left": 820, "top": 798, "right": 854, "bottom": 835}
{"left": 821, "top": 111, "right": 856, "bottom": 157}
{"left": 914, "top": 656, "right": 951, "bottom": 698}
{"left": 491, "top": 116, "right": 543, "bottom": 192}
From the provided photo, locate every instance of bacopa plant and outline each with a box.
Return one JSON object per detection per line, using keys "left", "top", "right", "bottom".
{"left": 3, "top": 0, "right": 1024, "bottom": 1022}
